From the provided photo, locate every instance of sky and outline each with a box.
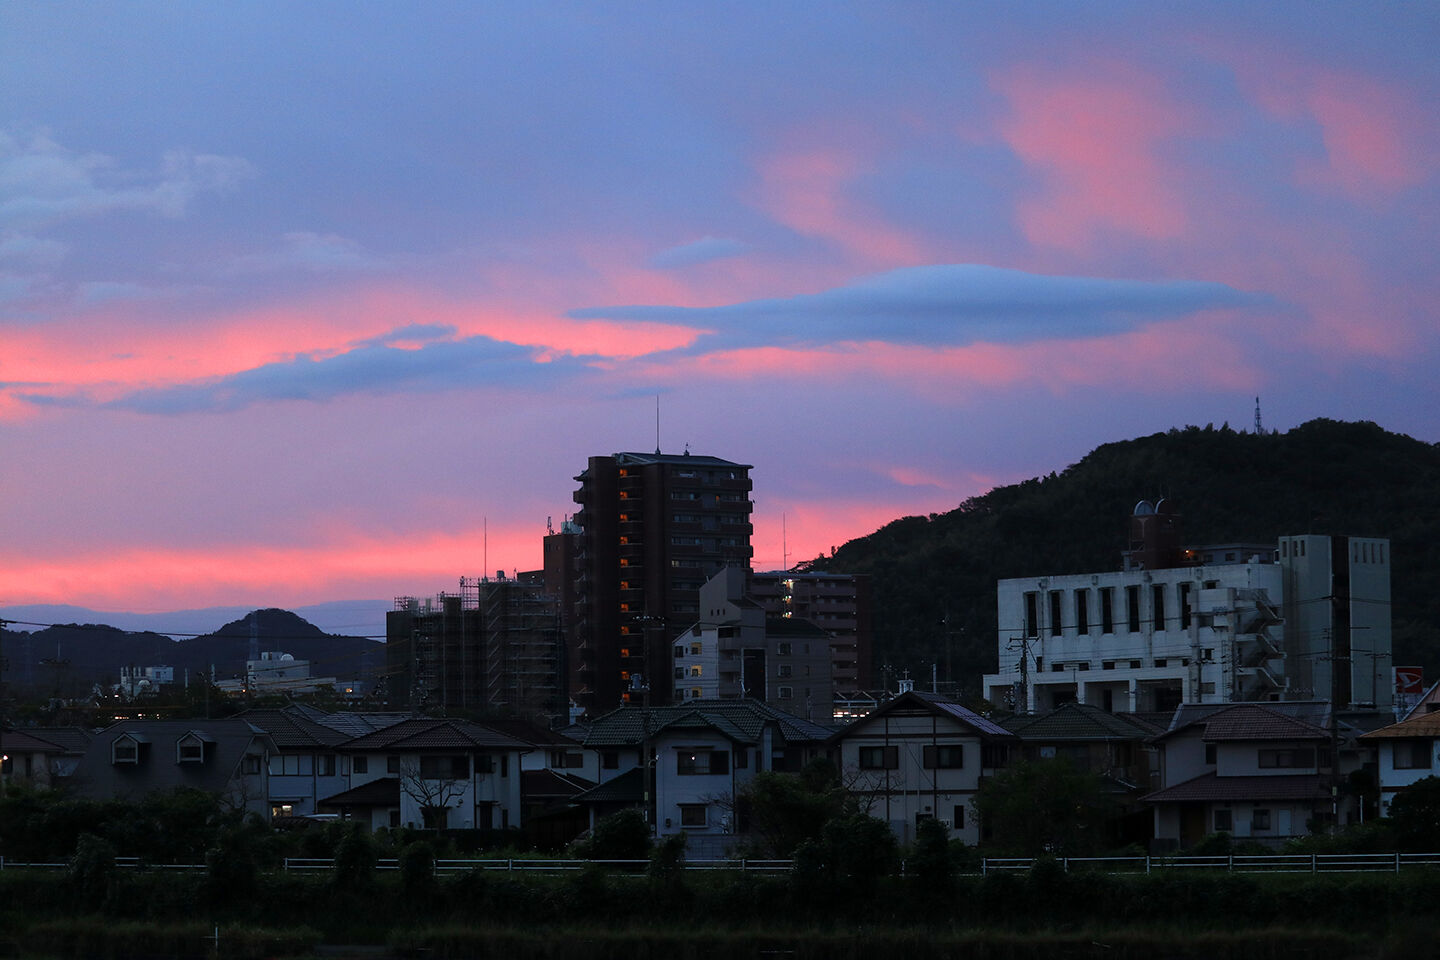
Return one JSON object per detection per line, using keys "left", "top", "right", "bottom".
{"left": 2, "top": 2, "right": 1437, "bottom": 633}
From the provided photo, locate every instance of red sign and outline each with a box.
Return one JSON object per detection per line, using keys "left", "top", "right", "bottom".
{"left": 1394, "top": 666, "right": 1425, "bottom": 696}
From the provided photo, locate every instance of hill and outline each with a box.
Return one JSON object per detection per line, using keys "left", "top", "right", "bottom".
{"left": 807, "top": 419, "right": 1440, "bottom": 694}
{"left": 1, "top": 608, "right": 384, "bottom": 699}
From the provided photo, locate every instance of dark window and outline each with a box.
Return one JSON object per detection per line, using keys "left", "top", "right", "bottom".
{"left": 475, "top": 754, "right": 494, "bottom": 774}
{"left": 677, "top": 750, "right": 728, "bottom": 775}
{"left": 982, "top": 743, "right": 1009, "bottom": 768}
{"left": 1024, "top": 592, "right": 1038, "bottom": 637}
{"left": 1049, "top": 591, "right": 1062, "bottom": 636}
{"left": 1179, "top": 582, "right": 1193, "bottom": 630}
{"left": 1258, "top": 748, "right": 1316, "bottom": 769}
{"left": 1252, "top": 809, "right": 1272, "bottom": 831}
{"left": 177, "top": 739, "right": 205, "bottom": 763}
{"left": 1126, "top": 586, "right": 1141, "bottom": 632}
{"left": 1101, "top": 588, "right": 1115, "bottom": 634}
{"left": 1394, "top": 741, "right": 1433, "bottom": 770}
{"left": 953, "top": 805, "right": 965, "bottom": 829}
{"left": 1205, "top": 743, "right": 1217, "bottom": 764}
{"left": 242, "top": 755, "right": 261, "bottom": 775}
{"left": 353, "top": 756, "right": 368, "bottom": 774}
{"left": 602, "top": 751, "right": 619, "bottom": 770}
{"left": 679, "top": 804, "right": 708, "bottom": 828}
{"left": 1075, "top": 590, "right": 1089, "bottom": 635}
{"left": 733, "top": 748, "right": 748, "bottom": 769}
{"left": 858, "top": 746, "right": 899, "bottom": 770}
{"left": 1214, "top": 808, "right": 1233, "bottom": 832}
{"left": 922, "top": 745, "right": 964, "bottom": 769}
{"left": 1152, "top": 584, "right": 1166, "bottom": 631}
{"left": 500, "top": 755, "right": 508, "bottom": 777}
{"left": 318, "top": 754, "right": 336, "bottom": 776}
{"left": 420, "top": 755, "right": 469, "bottom": 779}
{"left": 387, "top": 755, "right": 400, "bottom": 774}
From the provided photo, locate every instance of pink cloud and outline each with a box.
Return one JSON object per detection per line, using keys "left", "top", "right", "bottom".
{"left": 994, "top": 62, "right": 1196, "bottom": 251}
{"left": 750, "top": 149, "right": 929, "bottom": 267}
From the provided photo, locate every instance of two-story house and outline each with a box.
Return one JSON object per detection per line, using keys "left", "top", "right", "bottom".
{"left": 1359, "top": 711, "right": 1440, "bottom": 816}
{"left": 236, "top": 707, "right": 354, "bottom": 819}
{"left": 1143, "top": 702, "right": 1352, "bottom": 848}
{"left": 830, "top": 690, "right": 1018, "bottom": 845}
{"left": 72, "top": 719, "right": 275, "bottom": 818}
{"left": 321, "top": 718, "right": 530, "bottom": 831}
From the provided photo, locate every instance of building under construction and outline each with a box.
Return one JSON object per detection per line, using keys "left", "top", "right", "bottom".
{"left": 386, "top": 577, "right": 564, "bottom": 724}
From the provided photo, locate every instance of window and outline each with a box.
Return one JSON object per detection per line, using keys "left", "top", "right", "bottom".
{"left": 858, "top": 746, "right": 899, "bottom": 770}
{"left": 475, "top": 754, "right": 494, "bottom": 773}
{"left": 177, "top": 738, "right": 205, "bottom": 763}
{"left": 1101, "top": 588, "right": 1115, "bottom": 634}
{"left": 733, "top": 748, "right": 748, "bottom": 769}
{"left": 242, "top": 755, "right": 261, "bottom": 775}
{"left": 420, "top": 755, "right": 469, "bottom": 779}
{"left": 1252, "top": 808, "right": 1272, "bottom": 831}
{"left": 1179, "top": 582, "right": 1192, "bottom": 629}
{"left": 318, "top": 754, "right": 336, "bottom": 776}
{"left": 690, "top": 642, "right": 702, "bottom": 655}
{"left": 691, "top": 687, "right": 702, "bottom": 699}
{"left": 111, "top": 739, "right": 139, "bottom": 764}
{"left": 923, "top": 745, "right": 964, "bottom": 769}
{"left": 1126, "top": 586, "right": 1141, "bottom": 632}
{"left": 1024, "top": 592, "right": 1039, "bottom": 637}
{"left": 387, "top": 756, "right": 400, "bottom": 774}
{"left": 677, "top": 750, "right": 729, "bottom": 775}
{"left": 1075, "top": 589, "right": 1089, "bottom": 635}
{"left": 777, "top": 642, "right": 793, "bottom": 655}
{"left": 777, "top": 664, "right": 792, "bottom": 678}
{"left": 353, "top": 756, "right": 368, "bottom": 775}
{"left": 1214, "top": 808, "right": 1233, "bottom": 832}
{"left": 602, "top": 751, "right": 619, "bottom": 770}
{"left": 777, "top": 686, "right": 793, "bottom": 699}
{"left": 1393, "top": 741, "right": 1433, "bottom": 770}
{"left": 689, "top": 665, "right": 702, "bottom": 677}
{"left": 679, "top": 804, "right": 708, "bottom": 828}
{"left": 1205, "top": 744, "right": 1217, "bottom": 765}
{"left": 1258, "top": 748, "right": 1317, "bottom": 769}
{"left": 1152, "top": 584, "right": 1166, "bottom": 631}
{"left": 953, "top": 805, "right": 965, "bottom": 829}
{"left": 500, "top": 755, "right": 508, "bottom": 777}
{"left": 1049, "top": 591, "right": 1062, "bottom": 636}
{"left": 675, "top": 667, "right": 685, "bottom": 680}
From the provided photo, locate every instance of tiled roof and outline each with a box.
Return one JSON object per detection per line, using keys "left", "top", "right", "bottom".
{"left": 835, "top": 691, "right": 1016, "bottom": 742}
{"left": 319, "top": 776, "right": 400, "bottom": 808}
{"left": 73, "top": 719, "right": 275, "bottom": 801}
{"left": 22, "top": 727, "right": 92, "bottom": 753}
{"left": 571, "top": 767, "right": 644, "bottom": 804}
{"left": 0, "top": 729, "right": 67, "bottom": 753}
{"left": 1003, "top": 703, "right": 1159, "bottom": 742}
{"left": 303, "top": 710, "right": 411, "bottom": 738}
{"left": 1198, "top": 705, "right": 1329, "bottom": 742}
{"left": 342, "top": 718, "right": 533, "bottom": 752}
{"left": 1142, "top": 772, "right": 1329, "bottom": 804}
{"left": 1361, "top": 712, "right": 1440, "bottom": 739}
{"left": 1164, "top": 700, "right": 1331, "bottom": 736}
{"left": 583, "top": 699, "right": 835, "bottom": 748}
{"left": 236, "top": 708, "right": 351, "bottom": 748}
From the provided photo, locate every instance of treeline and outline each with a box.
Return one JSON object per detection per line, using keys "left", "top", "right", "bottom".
{"left": 808, "top": 420, "right": 1440, "bottom": 691}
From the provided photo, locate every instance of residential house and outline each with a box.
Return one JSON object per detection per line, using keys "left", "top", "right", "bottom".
{"left": 578, "top": 699, "right": 835, "bottom": 853}
{"left": 71, "top": 719, "right": 275, "bottom": 818}
{"left": 1143, "top": 701, "right": 1363, "bottom": 848}
{"left": 322, "top": 718, "right": 530, "bottom": 831}
{"left": 830, "top": 690, "right": 1018, "bottom": 845}
{"left": 236, "top": 706, "right": 353, "bottom": 819}
{"left": 1, "top": 729, "right": 67, "bottom": 790}
{"left": 1359, "top": 711, "right": 1440, "bottom": 816}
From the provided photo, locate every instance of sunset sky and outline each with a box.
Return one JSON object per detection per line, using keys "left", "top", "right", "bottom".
{"left": 2, "top": 3, "right": 1436, "bottom": 627}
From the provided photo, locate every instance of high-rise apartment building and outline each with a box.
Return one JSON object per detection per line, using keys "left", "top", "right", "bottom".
{"left": 565, "top": 452, "right": 753, "bottom": 713}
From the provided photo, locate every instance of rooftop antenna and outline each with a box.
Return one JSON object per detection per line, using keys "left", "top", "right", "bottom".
{"left": 655, "top": 394, "right": 661, "bottom": 455}
{"left": 1254, "top": 396, "right": 1263, "bottom": 435}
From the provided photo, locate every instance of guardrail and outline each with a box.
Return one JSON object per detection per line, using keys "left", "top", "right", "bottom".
{"left": 3, "top": 853, "right": 1439, "bottom": 875}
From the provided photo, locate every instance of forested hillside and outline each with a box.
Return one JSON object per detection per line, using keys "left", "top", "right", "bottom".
{"left": 807, "top": 420, "right": 1440, "bottom": 695}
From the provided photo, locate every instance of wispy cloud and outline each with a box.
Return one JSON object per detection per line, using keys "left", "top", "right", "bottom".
{"left": 570, "top": 264, "right": 1265, "bottom": 353}
{"left": 0, "top": 132, "right": 254, "bottom": 230}
{"left": 225, "top": 231, "right": 387, "bottom": 275}
{"left": 101, "top": 333, "right": 590, "bottom": 414}
{"left": 648, "top": 236, "right": 749, "bottom": 269}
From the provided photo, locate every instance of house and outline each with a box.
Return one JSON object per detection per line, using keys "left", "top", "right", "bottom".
{"left": 236, "top": 706, "right": 354, "bottom": 819}
{"left": 321, "top": 718, "right": 530, "bottom": 831}
{"left": 830, "top": 689, "right": 1018, "bottom": 845}
{"left": 1142, "top": 701, "right": 1368, "bottom": 848}
{"left": 1359, "top": 711, "right": 1440, "bottom": 816}
{"left": 71, "top": 719, "right": 275, "bottom": 818}
{"left": 1, "top": 729, "right": 67, "bottom": 790}
{"left": 579, "top": 698, "right": 835, "bottom": 853}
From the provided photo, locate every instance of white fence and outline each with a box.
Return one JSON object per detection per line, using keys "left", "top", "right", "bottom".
{"left": 3, "top": 853, "right": 1439, "bottom": 875}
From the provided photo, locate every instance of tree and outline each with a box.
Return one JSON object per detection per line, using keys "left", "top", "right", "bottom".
{"left": 574, "top": 809, "right": 652, "bottom": 861}
{"left": 398, "top": 757, "right": 468, "bottom": 829}
{"left": 1387, "top": 775, "right": 1440, "bottom": 851}
{"left": 734, "top": 759, "right": 851, "bottom": 857}
{"left": 972, "top": 758, "right": 1117, "bottom": 856}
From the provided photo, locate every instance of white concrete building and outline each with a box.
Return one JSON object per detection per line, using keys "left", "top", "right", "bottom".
{"left": 982, "top": 502, "right": 1392, "bottom": 714}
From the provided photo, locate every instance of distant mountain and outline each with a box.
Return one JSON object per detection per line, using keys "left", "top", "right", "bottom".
{"left": 1, "top": 607, "right": 384, "bottom": 698}
{"left": 0, "top": 599, "right": 389, "bottom": 640}
{"left": 806, "top": 419, "right": 1440, "bottom": 694}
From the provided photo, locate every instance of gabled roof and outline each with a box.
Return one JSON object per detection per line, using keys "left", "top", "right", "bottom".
{"left": 340, "top": 718, "right": 532, "bottom": 752}
{"left": 1142, "top": 772, "right": 1329, "bottom": 804}
{"left": 319, "top": 776, "right": 400, "bottom": 808}
{"left": 583, "top": 699, "right": 836, "bottom": 748}
{"left": 21, "top": 727, "right": 92, "bottom": 754}
{"left": 0, "top": 729, "right": 67, "bottom": 753}
{"left": 832, "top": 690, "right": 1016, "bottom": 744}
{"left": 1003, "top": 702, "right": 1160, "bottom": 742}
{"left": 570, "top": 767, "right": 644, "bottom": 804}
{"left": 297, "top": 709, "right": 411, "bottom": 738}
{"left": 72, "top": 719, "right": 275, "bottom": 801}
{"left": 235, "top": 707, "right": 351, "bottom": 749}
{"left": 1154, "top": 703, "right": 1329, "bottom": 744}
{"left": 480, "top": 718, "right": 586, "bottom": 748}
{"left": 522, "top": 768, "right": 595, "bottom": 800}
{"left": 1360, "top": 711, "right": 1440, "bottom": 740}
